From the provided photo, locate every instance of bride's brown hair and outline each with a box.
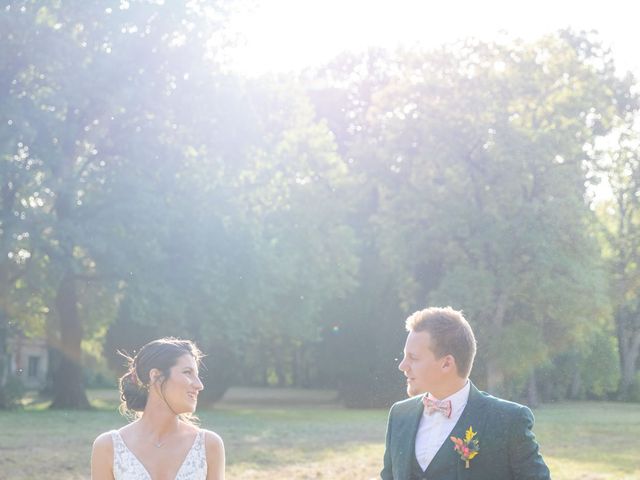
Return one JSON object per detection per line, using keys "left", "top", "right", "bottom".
{"left": 119, "top": 337, "right": 203, "bottom": 422}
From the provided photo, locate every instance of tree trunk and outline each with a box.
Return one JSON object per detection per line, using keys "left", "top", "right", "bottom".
{"left": 275, "top": 359, "right": 287, "bottom": 387}
{"left": 0, "top": 308, "right": 8, "bottom": 408}
{"left": 292, "top": 345, "right": 304, "bottom": 387}
{"left": 486, "top": 296, "right": 507, "bottom": 395}
{"left": 616, "top": 311, "right": 640, "bottom": 399}
{"left": 526, "top": 370, "right": 539, "bottom": 407}
{"left": 569, "top": 368, "right": 582, "bottom": 399}
{"left": 50, "top": 270, "right": 91, "bottom": 409}
{"left": 486, "top": 356, "right": 505, "bottom": 395}
{"left": 618, "top": 332, "right": 640, "bottom": 398}
{"left": 0, "top": 261, "right": 13, "bottom": 408}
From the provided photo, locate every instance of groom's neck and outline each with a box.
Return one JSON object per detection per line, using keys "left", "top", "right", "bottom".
{"left": 429, "top": 376, "right": 468, "bottom": 400}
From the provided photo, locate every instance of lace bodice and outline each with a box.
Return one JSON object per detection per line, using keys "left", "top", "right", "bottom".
{"left": 111, "top": 429, "right": 207, "bottom": 480}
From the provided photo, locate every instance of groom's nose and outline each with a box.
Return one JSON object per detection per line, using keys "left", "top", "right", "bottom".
{"left": 398, "top": 357, "right": 407, "bottom": 372}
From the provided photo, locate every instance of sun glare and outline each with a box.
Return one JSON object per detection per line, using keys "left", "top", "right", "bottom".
{"left": 226, "top": 0, "right": 638, "bottom": 77}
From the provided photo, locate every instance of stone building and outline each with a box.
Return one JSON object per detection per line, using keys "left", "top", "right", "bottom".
{"left": 6, "top": 335, "right": 48, "bottom": 389}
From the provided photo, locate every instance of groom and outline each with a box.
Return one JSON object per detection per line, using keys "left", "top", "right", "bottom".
{"left": 381, "top": 306, "right": 551, "bottom": 480}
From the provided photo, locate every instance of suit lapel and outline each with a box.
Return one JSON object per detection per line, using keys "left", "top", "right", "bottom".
{"left": 424, "top": 382, "right": 488, "bottom": 478}
{"left": 397, "top": 395, "right": 425, "bottom": 479}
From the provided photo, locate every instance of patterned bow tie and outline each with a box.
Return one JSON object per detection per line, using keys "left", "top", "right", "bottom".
{"left": 423, "top": 395, "right": 452, "bottom": 418}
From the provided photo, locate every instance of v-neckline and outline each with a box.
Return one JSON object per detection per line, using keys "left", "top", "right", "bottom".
{"left": 115, "top": 430, "right": 200, "bottom": 480}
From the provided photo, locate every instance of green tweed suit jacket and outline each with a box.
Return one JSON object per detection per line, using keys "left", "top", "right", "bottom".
{"left": 381, "top": 383, "right": 551, "bottom": 480}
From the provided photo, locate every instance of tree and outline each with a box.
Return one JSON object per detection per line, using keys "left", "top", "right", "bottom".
{"left": 305, "top": 51, "right": 421, "bottom": 406}
{"left": 310, "top": 32, "right": 627, "bottom": 399}
{"left": 376, "top": 33, "right": 625, "bottom": 396}
{"left": 590, "top": 113, "right": 640, "bottom": 399}
{"left": 222, "top": 78, "right": 359, "bottom": 387}
{"left": 1, "top": 0, "right": 238, "bottom": 407}
{"left": 0, "top": 2, "right": 50, "bottom": 407}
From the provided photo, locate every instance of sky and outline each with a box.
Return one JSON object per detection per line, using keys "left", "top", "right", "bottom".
{"left": 226, "top": 0, "right": 639, "bottom": 77}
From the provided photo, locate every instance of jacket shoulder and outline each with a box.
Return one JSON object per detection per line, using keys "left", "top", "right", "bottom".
{"left": 475, "top": 388, "right": 534, "bottom": 418}
{"left": 389, "top": 394, "right": 423, "bottom": 415}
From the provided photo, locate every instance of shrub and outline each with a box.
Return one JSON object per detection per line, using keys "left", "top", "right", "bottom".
{"left": 0, "top": 375, "right": 25, "bottom": 408}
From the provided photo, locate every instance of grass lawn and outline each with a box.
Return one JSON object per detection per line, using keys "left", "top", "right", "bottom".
{"left": 0, "top": 389, "right": 638, "bottom": 479}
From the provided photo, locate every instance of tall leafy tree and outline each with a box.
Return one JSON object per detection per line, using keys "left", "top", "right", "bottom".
{"left": 1, "top": 0, "right": 237, "bottom": 407}
{"left": 590, "top": 113, "right": 640, "bottom": 398}
{"left": 0, "top": 2, "right": 52, "bottom": 407}
{"left": 227, "top": 78, "right": 359, "bottom": 387}
{"left": 306, "top": 51, "right": 412, "bottom": 405}
{"left": 310, "top": 32, "right": 629, "bottom": 399}
{"left": 372, "top": 33, "right": 624, "bottom": 396}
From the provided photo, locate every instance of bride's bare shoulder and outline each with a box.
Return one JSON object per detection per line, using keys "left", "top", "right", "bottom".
{"left": 91, "top": 431, "right": 115, "bottom": 479}
{"left": 92, "top": 431, "right": 115, "bottom": 452}
{"left": 201, "top": 429, "right": 225, "bottom": 478}
{"left": 202, "top": 429, "right": 223, "bottom": 447}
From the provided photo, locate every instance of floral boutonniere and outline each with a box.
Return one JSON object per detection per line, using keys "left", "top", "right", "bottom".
{"left": 450, "top": 426, "right": 479, "bottom": 469}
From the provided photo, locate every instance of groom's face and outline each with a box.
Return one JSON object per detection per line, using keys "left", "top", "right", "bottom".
{"left": 398, "top": 330, "right": 446, "bottom": 397}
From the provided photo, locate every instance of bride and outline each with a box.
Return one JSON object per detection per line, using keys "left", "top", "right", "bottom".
{"left": 91, "top": 338, "right": 225, "bottom": 479}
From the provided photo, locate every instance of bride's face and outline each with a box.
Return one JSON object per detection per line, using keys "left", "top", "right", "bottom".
{"left": 159, "top": 353, "right": 204, "bottom": 414}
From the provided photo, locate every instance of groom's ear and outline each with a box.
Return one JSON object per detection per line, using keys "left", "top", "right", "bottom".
{"left": 441, "top": 354, "right": 457, "bottom": 372}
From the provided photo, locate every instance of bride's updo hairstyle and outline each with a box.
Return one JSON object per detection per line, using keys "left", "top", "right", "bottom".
{"left": 119, "top": 337, "right": 203, "bottom": 418}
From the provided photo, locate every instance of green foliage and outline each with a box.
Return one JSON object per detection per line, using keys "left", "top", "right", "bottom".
{"left": 3, "top": 1, "right": 639, "bottom": 408}
{"left": 628, "top": 373, "right": 640, "bottom": 402}
{"left": 536, "top": 327, "right": 620, "bottom": 401}
{"left": 0, "top": 375, "right": 25, "bottom": 409}
{"left": 590, "top": 118, "right": 640, "bottom": 398}
{"left": 581, "top": 330, "right": 621, "bottom": 398}
{"left": 1, "top": 0, "right": 361, "bottom": 404}
{"left": 316, "top": 255, "right": 407, "bottom": 407}
{"left": 309, "top": 31, "right": 634, "bottom": 400}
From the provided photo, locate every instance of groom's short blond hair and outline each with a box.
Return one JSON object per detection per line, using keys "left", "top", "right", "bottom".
{"left": 406, "top": 306, "right": 477, "bottom": 378}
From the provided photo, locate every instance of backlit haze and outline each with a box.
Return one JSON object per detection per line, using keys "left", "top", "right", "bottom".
{"left": 226, "top": 0, "right": 639, "bottom": 77}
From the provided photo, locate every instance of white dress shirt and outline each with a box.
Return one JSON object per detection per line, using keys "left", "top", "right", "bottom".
{"left": 414, "top": 381, "right": 471, "bottom": 471}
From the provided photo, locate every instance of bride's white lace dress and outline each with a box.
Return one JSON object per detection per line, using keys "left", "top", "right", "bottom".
{"left": 111, "top": 430, "right": 207, "bottom": 479}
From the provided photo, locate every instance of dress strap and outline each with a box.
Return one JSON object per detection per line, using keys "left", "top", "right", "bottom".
{"left": 110, "top": 430, "right": 122, "bottom": 447}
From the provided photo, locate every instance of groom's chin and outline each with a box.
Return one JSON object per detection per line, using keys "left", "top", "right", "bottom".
{"left": 406, "top": 385, "right": 422, "bottom": 397}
